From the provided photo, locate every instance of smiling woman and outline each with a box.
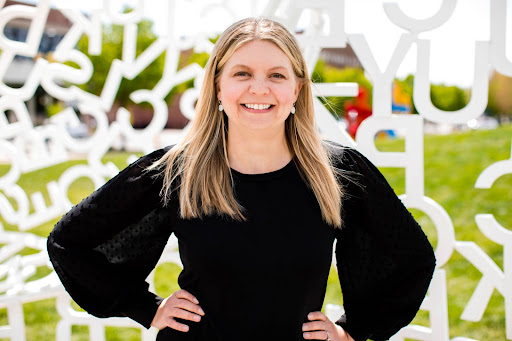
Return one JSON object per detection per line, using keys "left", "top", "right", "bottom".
{"left": 216, "top": 39, "right": 302, "bottom": 172}
{"left": 47, "top": 17, "right": 435, "bottom": 341}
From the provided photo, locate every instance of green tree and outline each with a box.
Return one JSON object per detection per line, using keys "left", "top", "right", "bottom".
{"left": 75, "top": 17, "right": 165, "bottom": 109}
{"left": 397, "top": 73, "right": 476, "bottom": 117}
{"left": 430, "top": 84, "right": 469, "bottom": 112}
{"left": 396, "top": 74, "right": 469, "bottom": 114}
{"left": 312, "top": 62, "right": 471, "bottom": 120}
{"left": 74, "top": 15, "right": 217, "bottom": 115}
{"left": 312, "top": 60, "right": 372, "bottom": 119}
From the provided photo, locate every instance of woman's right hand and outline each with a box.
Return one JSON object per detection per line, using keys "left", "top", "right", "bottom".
{"left": 150, "top": 289, "right": 205, "bottom": 332}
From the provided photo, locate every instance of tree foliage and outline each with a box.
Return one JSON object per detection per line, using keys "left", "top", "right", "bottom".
{"left": 75, "top": 18, "right": 490, "bottom": 124}
{"left": 74, "top": 15, "right": 216, "bottom": 112}
{"left": 488, "top": 71, "right": 512, "bottom": 120}
{"left": 75, "top": 18, "right": 165, "bottom": 108}
{"left": 430, "top": 83, "right": 469, "bottom": 112}
{"left": 312, "top": 60, "right": 372, "bottom": 119}
{"left": 313, "top": 57, "right": 475, "bottom": 120}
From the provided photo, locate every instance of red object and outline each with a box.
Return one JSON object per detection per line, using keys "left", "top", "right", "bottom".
{"left": 343, "top": 87, "right": 372, "bottom": 137}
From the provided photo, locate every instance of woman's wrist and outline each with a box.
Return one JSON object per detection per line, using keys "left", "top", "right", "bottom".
{"left": 334, "top": 324, "right": 354, "bottom": 341}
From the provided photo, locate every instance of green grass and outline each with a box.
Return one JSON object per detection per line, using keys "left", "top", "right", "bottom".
{"left": 1, "top": 124, "right": 512, "bottom": 340}
{"left": 373, "top": 124, "right": 512, "bottom": 340}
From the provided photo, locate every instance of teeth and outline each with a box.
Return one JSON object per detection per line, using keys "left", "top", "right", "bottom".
{"left": 244, "top": 104, "right": 271, "bottom": 110}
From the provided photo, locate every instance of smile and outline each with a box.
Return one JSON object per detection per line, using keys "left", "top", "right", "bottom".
{"left": 242, "top": 104, "right": 274, "bottom": 110}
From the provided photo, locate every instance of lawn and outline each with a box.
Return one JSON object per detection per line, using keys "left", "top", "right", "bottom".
{"left": 1, "top": 123, "right": 511, "bottom": 340}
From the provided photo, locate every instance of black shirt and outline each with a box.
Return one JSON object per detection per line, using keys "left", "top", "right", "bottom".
{"left": 47, "top": 144, "right": 436, "bottom": 341}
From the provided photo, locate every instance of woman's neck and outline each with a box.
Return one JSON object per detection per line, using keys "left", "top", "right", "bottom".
{"left": 227, "top": 128, "right": 292, "bottom": 174}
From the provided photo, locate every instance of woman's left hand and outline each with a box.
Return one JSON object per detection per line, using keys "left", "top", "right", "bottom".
{"left": 303, "top": 311, "right": 354, "bottom": 341}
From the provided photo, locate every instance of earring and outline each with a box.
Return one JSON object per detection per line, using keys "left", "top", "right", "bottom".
{"left": 219, "top": 101, "right": 223, "bottom": 112}
{"left": 291, "top": 103, "right": 296, "bottom": 114}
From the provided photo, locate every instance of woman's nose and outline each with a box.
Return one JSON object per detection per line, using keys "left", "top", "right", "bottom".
{"left": 249, "top": 79, "right": 270, "bottom": 96}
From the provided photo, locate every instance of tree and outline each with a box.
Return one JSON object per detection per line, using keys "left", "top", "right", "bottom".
{"left": 395, "top": 74, "right": 470, "bottom": 115}
{"left": 488, "top": 71, "right": 512, "bottom": 123}
{"left": 73, "top": 11, "right": 214, "bottom": 128}
{"left": 312, "top": 60, "right": 372, "bottom": 119}
{"left": 430, "top": 84, "right": 469, "bottom": 112}
{"left": 75, "top": 17, "right": 165, "bottom": 109}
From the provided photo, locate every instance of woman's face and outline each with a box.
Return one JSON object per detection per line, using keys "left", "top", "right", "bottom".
{"left": 217, "top": 40, "right": 301, "bottom": 135}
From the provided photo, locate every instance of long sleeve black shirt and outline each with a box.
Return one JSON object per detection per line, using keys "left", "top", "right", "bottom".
{"left": 47, "top": 144, "right": 436, "bottom": 341}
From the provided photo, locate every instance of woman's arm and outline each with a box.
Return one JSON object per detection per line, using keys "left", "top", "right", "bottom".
{"left": 47, "top": 147, "right": 174, "bottom": 328}
{"left": 333, "top": 147, "right": 436, "bottom": 341}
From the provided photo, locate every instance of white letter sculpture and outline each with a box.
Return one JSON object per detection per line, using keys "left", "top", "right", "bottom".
{"left": 0, "top": 0, "right": 509, "bottom": 340}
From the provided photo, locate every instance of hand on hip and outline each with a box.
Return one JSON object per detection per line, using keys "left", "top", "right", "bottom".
{"left": 151, "top": 289, "right": 205, "bottom": 332}
{"left": 303, "top": 311, "right": 354, "bottom": 341}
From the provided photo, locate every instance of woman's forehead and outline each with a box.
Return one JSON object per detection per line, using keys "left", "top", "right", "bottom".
{"left": 224, "top": 40, "right": 294, "bottom": 70}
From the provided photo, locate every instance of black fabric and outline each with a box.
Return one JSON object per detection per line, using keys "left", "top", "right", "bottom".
{"left": 47, "top": 143, "right": 435, "bottom": 341}
{"left": 332, "top": 147, "right": 436, "bottom": 341}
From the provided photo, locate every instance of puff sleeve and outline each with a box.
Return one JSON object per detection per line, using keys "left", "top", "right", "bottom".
{"left": 47, "top": 147, "right": 174, "bottom": 329}
{"left": 334, "top": 147, "right": 436, "bottom": 341}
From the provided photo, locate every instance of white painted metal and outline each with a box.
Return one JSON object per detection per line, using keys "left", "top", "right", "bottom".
{"left": 0, "top": 0, "right": 509, "bottom": 340}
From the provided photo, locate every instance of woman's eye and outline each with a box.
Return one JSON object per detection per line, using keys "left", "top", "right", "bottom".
{"left": 271, "top": 73, "right": 285, "bottom": 79}
{"left": 235, "top": 72, "right": 250, "bottom": 77}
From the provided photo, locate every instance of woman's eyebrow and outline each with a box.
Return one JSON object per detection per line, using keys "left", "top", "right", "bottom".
{"left": 268, "top": 66, "right": 288, "bottom": 72}
{"left": 230, "top": 64, "right": 289, "bottom": 72}
{"left": 231, "top": 64, "right": 251, "bottom": 70}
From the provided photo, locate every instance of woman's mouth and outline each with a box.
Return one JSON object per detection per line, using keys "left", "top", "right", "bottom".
{"left": 241, "top": 103, "right": 275, "bottom": 112}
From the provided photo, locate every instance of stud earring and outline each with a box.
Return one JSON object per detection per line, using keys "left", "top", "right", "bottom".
{"left": 291, "top": 103, "right": 296, "bottom": 114}
{"left": 219, "top": 101, "right": 223, "bottom": 112}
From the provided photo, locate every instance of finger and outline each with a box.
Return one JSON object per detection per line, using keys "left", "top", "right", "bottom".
{"left": 170, "top": 307, "right": 202, "bottom": 322}
{"left": 303, "top": 330, "right": 329, "bottom": 340}
{"left": 167, "top": 317, "right": 190, "bottom": 333}
{"left": 174, "top": 298, "right": 205, "bottom": 316}
{"left": 303, "top": 321, "right": 329, "bottom": 332}
{"left": 174, "top": 289, "right": 200, "bottom": 304}
{"left": 307, "top": 311, "right": 327, "bottom": 321}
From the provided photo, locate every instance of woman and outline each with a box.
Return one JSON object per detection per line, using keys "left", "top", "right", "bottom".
{"left": 47, "top": 17, "right": 436, "bottom": 341}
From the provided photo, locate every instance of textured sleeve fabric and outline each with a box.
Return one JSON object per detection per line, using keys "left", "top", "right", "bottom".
{"left": 333, "top": 147, "right": 436, "bottom": 341}
{"left": 47, "top": 147, "right": 174, "bottom": 329}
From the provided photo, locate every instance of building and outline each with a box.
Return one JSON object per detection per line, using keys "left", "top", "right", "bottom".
{"left": 2, "top": 0, "right": 72, "bottom": 125}
{"left": 319, "top": 44, "right": 362, "bottom": 69}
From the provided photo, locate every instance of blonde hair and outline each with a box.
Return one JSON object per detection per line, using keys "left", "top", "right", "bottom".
{"left": 149, "top": 17, "right": 346, "bottom": 228}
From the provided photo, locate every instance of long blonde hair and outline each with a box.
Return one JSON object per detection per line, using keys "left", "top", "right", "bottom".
{"left": 149, "top": 17, "right": 346, "bottom": 228}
